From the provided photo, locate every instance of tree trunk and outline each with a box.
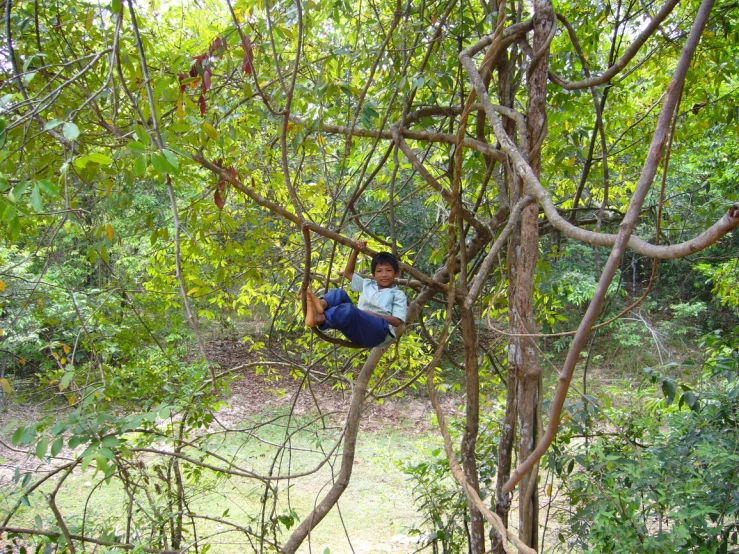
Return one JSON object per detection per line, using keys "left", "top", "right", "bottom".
{"left": 515, "top": 0, "right": 554, "bottom": 548}
{"left": 492, "top": 42, "right": 519, "bottom": 554}
{"left": 460, "top": 306, "right": 485, "bottom": 553}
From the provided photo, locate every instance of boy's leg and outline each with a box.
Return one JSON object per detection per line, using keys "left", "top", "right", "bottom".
{"left": 305, "top": 289, "right": 326, "bottom": 314}
{"left": 321, "top": 304, "right": 390, "bottom": 348}
{"left": 321, "top": 288, "right": 352, "bottom": 309}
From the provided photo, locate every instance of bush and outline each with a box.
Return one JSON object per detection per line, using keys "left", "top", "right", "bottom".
{"left": 551, "top": 331, "right": 739, "bottom": 553}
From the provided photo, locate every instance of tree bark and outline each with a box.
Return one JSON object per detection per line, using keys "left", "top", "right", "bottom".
{"left": 514, "top": 0, "right": 554, "bottom": 548}
{"left": 492, "top": 41, "right": 519, "bottom": 554}
{"left": 460, "top": 306, "right": 485, "bottom": 553}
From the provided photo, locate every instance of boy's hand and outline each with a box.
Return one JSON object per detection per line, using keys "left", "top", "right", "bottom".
{"left": 355, "top": 240, "right": 367, "bottom": 250}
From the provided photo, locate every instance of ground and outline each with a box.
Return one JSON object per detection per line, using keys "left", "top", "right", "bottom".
{"left": 0, "top": 337, "right": 466, "bottom": 554}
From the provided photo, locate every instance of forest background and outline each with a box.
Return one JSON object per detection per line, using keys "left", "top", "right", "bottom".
{"left": 0, "top": 0, "right": 738, "bottom": 552}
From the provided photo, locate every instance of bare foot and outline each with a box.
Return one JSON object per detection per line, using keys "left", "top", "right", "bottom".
{"left": 300, "top": 290, "right": 325, "bottom": 327}
{"left": 306, "top": 289, "right": 325, "bottom": 314}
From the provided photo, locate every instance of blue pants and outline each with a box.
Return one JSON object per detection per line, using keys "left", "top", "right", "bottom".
{"left": 319, "top": 289, "right": 391, "bottom": 348}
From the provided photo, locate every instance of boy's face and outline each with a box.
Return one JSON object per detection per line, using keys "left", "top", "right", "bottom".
{"left": 373, "top": 263, "right": 397, "bottom": 288}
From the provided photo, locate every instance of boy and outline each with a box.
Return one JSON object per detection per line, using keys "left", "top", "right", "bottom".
{"left": 303, "top": 240, "right": 407, "bottom": 348}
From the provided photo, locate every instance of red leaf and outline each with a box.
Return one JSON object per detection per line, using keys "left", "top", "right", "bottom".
{"left": 241, "top": 35, "right": 254, "bottom": 75}
{"left": 198, "top": 94, "right": 207, "bottom": 115}
{"left": 189, "top": 64, "right": 199, "bottom": 78}
{"left": 227, "top": 166, "right": 239, "bottom": 180}
{"left": 202, "top": 69, "right": 212, "bottom": 91}
{"left": 209, "top": 37, "right": 226, "bottom": 57}
{"left": 241, "top": 35, "right": 253, "bottom": 58}
{"left": 214, "top": 189, "right": 225, "bottom": 210}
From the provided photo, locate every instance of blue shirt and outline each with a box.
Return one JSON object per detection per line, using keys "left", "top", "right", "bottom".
{"left": 350, "top": 273, "right": 408, "bottom": 324}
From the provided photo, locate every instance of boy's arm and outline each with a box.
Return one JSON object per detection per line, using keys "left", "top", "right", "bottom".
{"left": 366, "top": 291, "right": 406, "bottom": 328}
{"left": 343, "top": 240, "right": 367, "bottom": 281}
{"left": 365, "top": 311, "right": 403, "bottom": 327}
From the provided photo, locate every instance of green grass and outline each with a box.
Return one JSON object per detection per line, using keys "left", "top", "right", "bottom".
{"left": 1, "top": 407, "right": 441, "bottom": 554}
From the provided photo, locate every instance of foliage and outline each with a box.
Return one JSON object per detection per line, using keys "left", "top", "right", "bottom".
{"left": 550, "top": 342, "right": 739, "bottom": 553}
{"left": 403, "top": 449, "right": 469, "bottom": 554}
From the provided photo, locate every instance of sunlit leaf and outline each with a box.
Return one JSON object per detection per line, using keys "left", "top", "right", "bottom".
{"left": 63, "top": 122, "right": 80, "bottom": 141}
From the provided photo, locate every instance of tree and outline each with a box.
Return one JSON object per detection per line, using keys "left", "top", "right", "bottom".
{"left": 1, "top": 0, "right": 737, "bottom": 552}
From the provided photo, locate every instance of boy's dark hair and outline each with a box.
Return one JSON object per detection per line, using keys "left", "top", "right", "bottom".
{"left": 371, "top": 252, "right": 400, "bottom": 274}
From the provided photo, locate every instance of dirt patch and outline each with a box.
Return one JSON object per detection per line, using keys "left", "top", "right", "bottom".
{"left": 200, "top": 337, "right": 462, "bottom": 432}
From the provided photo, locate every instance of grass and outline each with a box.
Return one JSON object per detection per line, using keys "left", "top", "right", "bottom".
{"left": 1, "top": 405, "right": 442, "bottom": 554}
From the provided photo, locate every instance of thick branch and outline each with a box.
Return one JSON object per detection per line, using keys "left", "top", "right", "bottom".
{"left": 464, "top": 196, "right": 535, "bottom": 309}
{"left": 503, "top": 0, "right": 716, "bottom": 494}
{"left": 458, "top": 57, "right": 739, "bottom": 260}
{"left": 280, "top": 345, "right": 386, "bottom": 553}
{"left": 548, "top": 0, "right": 680, "bottom": 90}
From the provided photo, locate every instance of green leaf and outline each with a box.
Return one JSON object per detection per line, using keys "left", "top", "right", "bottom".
{"left": 87, "top": 153, "right": 113, "bottom": 165}
{"left": 12, "top": 426, "right": 25, "bottom": 446}
{"left": 150, "top": 152, "right": 171, "bottom": 175}
{"left": 35, "top": 439, "right": 48, "bottom": 459}
{"left": 51, "top": 423, "right": 66, "bottom": 435}
{"left": 662, "top": 378, "right": 676, "bottom": 406}
{"left": 101, "top": 435, "right": 120, "bottom": 447}
{"left": 135, "top": 124, "right": 150, "bottom": 145}
{"left": 50, "top": 437, "right": 64, "bottom": 457}
{"left": 166, "top": 144, "right": 192, "bottom": 159}
{"left": 96, "top": 455, "right": 108, "bottom": 472}
{"left": 10, "top": 181, "right": 31, "bottom": 202}
{"left": 203, "top": 122, "right": 220, "bottom": 141}
{"left": 110, "top": 0, "right": 122, "bottom": 13}
{"left": 37, "top": 179, "right": 60, "bottom": 196}
{"left": 43, "top": 119, "right": 65, "bottom": 131}
{"left": 0, "top": 175, "right": 9, "bottom": 192}
{"left": 681, "top": 390, "right": 698, "bottom": 411}
{"left": 30, "top": 186, "right": 44, "bottom": 213}
{"left": 128, "top": 141, "right": 147, "bottom": 153}
{"left": 162, "top": 149, "right": 179, "bottom": 171}
{"left": 98, "top": 447, "right": 115, "bottom": 459}
{"left": 9, "top": 216, "right": 20, "bottom": 241}
{"left": 99, "top": 245, "right": 109, "bottom": 263}
{"left": 60, "top": 371, "right": 75, "bottom": 390}
{"left": 134, "top": 155, "right": 148, "bottom": 176}
{"left": 81, "top": 453, "right": 95, "bottom": 472}
{"left": 63, "top": 122, "right": 80, "bottom": 141}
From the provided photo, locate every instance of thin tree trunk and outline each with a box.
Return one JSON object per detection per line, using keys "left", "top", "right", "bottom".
{"left": 492, "top": 41, "right": 519, "bottom": 554}
{"left": 460, "top": 306, "right": 485, "bottom": 553}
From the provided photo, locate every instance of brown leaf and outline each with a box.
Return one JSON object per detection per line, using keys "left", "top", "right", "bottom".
{"left": 241, "top": 35, "right": 254, "bottom": 75}
{"left": 198, "top": 94, "right": 207, "bottom": 115}
{"left": 214, "top": 189, "right": 225, "bottom": 210}
{"left": 242, "top": 35, "right": 253, "bottom": 58}
{"left": 209, "top": 37, "right": 226, "bottom": 57}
